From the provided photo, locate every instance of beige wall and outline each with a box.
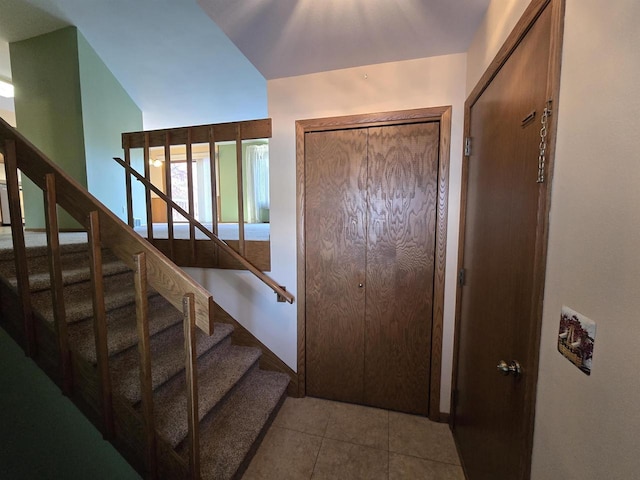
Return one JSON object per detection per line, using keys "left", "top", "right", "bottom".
{"left": 467, "top": 0, "right": 640, "bottom": 477}
{"left": 532, "top": 0, "right": 640, "bottom": 477}
{"left": 466, "top": 0, "right": 529, "bottom": 94}
{"left": 0, "top": 108, "right": 16, "bottom": 127}
{"left": 190, "top": 54, "right": 467, "bottom": 412}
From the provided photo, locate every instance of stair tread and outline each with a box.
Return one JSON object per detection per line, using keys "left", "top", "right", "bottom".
{"left": 178, "top": 369, "right": 289, "bottom": 480}
{"left": 111, "top": 321, "right": 234, "bottom": 404}
{"left": 68, "top": 294, "right": 181, "bottom": 363}
{"left": 154, "top": 343, "right": 262, "bottom": 448}
{"left": 31, "top": 270, "right": 139, "bottom": 324}
{"left": 0, "top": 240, "right": 89, "bottom": 261}
{"left": 8, "top": 257, "right": 129, "bottom": 292}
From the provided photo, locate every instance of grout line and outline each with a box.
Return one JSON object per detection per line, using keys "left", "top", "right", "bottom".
{"left": 388, "top": 449, "right": 462, "bottom": 468}
{"left": 310, "top": 436, "right": 325, "bottom": 479}
{"left": 273, "top": 425, "right": 325, "bottom": 440}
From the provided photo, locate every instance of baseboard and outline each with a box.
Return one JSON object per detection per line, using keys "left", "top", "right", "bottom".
{"left": 211, "top": 302, "right": 298, "bottom": 397}
{"left": 438, "top": 412, "right": 450, "bottom": 423}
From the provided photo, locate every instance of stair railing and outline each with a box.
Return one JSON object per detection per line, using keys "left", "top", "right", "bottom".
{"left": 0, "top": 118, "right": 204, "bottom": 478}
{"left": 114, "top": 156, "right": 295, "bottom": 304}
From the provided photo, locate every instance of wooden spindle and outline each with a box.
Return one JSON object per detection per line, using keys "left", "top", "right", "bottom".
{"left": 143, "top": 132, "right": 153, "bottom": 241}
{"left": 44, "top": 173, "right": 72, "bottom": 394}
{"left": 208, "top": 126, "right": 219, "bottom": 238}
{"left": 3, "top": 139, "right": 36, "bottom": 357}
{"left": 208, "top": 127, "right": 219, "bottom": 265}
{"left": 87, "top": 210, "right": 114, "bottom": 439}
{"left": 235, "top": 126, "right": 246, "bottom": 256}
{"left": 124, "top": 137, "right": 134, "bottom": 228}
{"left": 186, "top": 131, "right": 196, "bottom": 263}
{"left": 182, "top": 293, "right": 200, "bottom": 479}
{"left": 164, "top": 133, "right": 175, "bottom": 259}
{"left": 134, "top": 252, "right": 157, "bottom": 479}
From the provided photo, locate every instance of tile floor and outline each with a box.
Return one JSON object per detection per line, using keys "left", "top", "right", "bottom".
{"left": 243, "top": 397, "right": 464, "bottom": 480}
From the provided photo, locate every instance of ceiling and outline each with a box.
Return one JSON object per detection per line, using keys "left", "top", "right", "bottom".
{"left": 0, "top": 0, "right": 490, "bottom": 127}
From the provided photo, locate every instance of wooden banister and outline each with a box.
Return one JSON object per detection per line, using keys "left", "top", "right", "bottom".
{"left": 114, "top": 156, "right": 295, "bottom": 304}
{"left": 134, "top": 252, "right": 158, "bottom": 479}
{"left": 0, "top": 118, "right": 215, "bottom": 334}
{"left": 182, "top": 293, "right": 200, "bottom": 479}
{"left": 44, "top": 173, "right": 72, "bottom": 395}
{"left": 3, "top": 139, "right": 36, "bottom": 357}
{"left": 88, "top": 210, "right": 114, "bottom": 439}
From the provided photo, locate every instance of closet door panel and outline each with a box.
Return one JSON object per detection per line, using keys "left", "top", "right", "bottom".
{"left": 365, "top": 122, "right": 440, "bottom": 414}
{"left": 305, "top": 129, "right": 368, "bottom": 403}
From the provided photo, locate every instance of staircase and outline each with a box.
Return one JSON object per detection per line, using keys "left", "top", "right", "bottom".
{"left": 0, "top": 118, "right": 293, "bottom": 479}
{"left": 0, "top": 236, "right": 288, "bottom": 479}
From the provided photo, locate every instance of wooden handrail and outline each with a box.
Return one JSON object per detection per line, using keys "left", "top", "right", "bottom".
{"left": 0, "top": 117, "right": 215, "bottom": 334}
{"left": 113, "top": 156, "right": 295, "bottom": 304}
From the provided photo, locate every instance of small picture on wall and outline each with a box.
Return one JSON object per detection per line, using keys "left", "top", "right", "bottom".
{"left": 558, "top": 306, "right": 596, "bottom": 375}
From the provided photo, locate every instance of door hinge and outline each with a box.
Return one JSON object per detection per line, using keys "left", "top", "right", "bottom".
{"left": 458, "top": 268, "right": 466, "bottom": 287}
{"left": 464, "top": 137, "right": 472, "bottom": 156}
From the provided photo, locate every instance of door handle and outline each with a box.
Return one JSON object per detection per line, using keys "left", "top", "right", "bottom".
{"left": 497, "top": 360, "right": 522, "bottom": 378}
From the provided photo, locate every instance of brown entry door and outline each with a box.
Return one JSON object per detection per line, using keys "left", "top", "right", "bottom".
{"left": 453, "top": 4, "right": 554, "bottom": 480}
{"left": 305, "top": 122, "right": 439, "bottom": 415}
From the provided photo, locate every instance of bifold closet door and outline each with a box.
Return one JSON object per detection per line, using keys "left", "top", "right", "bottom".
{"left": 305, "top": 123, "right": 439, "bottom": 414}
{"left": 305, "top": 129, "right": 368, "bottom": 403}
{"left": 365, "top": 123, "right": 439, "bottom": 415}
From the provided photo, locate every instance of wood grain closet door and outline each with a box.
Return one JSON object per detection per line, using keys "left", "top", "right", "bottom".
{"left": 365, "top": 123, "right": 439, "bottom": 414}
{"left": 305, "top": 129, "right": 368, "bottom": 403}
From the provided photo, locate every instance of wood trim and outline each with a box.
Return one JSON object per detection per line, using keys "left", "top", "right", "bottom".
{"left": 235, "top": 126, "right": 246, "bottom": 256}
{"left": 164, "top": 132, "right": 175, "bottom": 259}
{"left": 296, "top": 106, "right": 452, "bottom": 419}
{"left": 182, "top": 293, "right": 201, "bottom": 479}
{"left": 450, "top": 1, "right": 565, "bottom": 477}
{"left": 44, "top": 173, "right": 72, "bottom": 395}
{"left": 88, "top": 210, "right": 114, "bottom": 439}
{"left": 4, "top": 139, "right": 36, "bottom": 358}
{"left": 122, "top": 118, "right": 272, "bottom": 149}
{"left": 134, "top": 252, "right": 158, "bottom": 479}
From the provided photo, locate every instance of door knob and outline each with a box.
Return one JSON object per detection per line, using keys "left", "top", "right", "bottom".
{"left": 497, "top": 360, "right": 522, "bottom": 377}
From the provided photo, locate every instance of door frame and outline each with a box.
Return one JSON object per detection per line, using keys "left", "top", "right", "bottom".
{"left": 296, "top": 106, "right": 452, "bottom": 421}
{"left": 451, "top": 0, "right": 565, "bottom": 475}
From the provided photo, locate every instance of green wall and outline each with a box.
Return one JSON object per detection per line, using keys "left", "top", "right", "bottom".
{"left": 77, "top": 31, "right": 144, "bottom": 222}
{"left": 10, "top": 27, "right": 87, "bottom": 229}
{"left": 9, "top": 26, "right": 143, "bottom": 229}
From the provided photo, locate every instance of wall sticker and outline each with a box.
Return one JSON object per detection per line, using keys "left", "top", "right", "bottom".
{"left": 558, "top": 306, "right": 596, "bottom": 375}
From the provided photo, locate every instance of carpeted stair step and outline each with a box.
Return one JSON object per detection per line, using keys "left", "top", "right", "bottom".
{"left": 110, "top": 321, "right": 234, "bottom": 404}
{"left": 31, "top": 270, "right": 141, "bottom": 325}
{"left": 177, "top": 369, "right": 289, "bottom": 480}
{"left": 68, "top": 295, "right": 182, "bottom": 363}
{"left": 153, "top": 343, "right": 262, "bottom": 447}
{"left": 0, "top": 239, "right": 88, "bottom": 263}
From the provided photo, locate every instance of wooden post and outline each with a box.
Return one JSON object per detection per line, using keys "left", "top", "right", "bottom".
{"left": 164, "top": 133, "right": 175, "bottom": 259}
{"left": 44, "top": 174, "right": 72, "bottom": 394}
{"left": 143, "top": 132, "right": 153, "bottom": 241}
{"left": 182, "top": 293, "right": 200, "bottom": 479}
{"left": 235, "top": 125, "right": 246, "bottom": 256}
{"left": 208, "top": 126, "right": 219, "bottom": 238}
{"left": 3, "top": 139, "right": 35, "bottom": 357}
{"left": 186, "top": 130, "right": 196, "bottom": 264}
{"left": 124, "top": 137, "right": 134, "bottom": 228}
{"left": 134, "top": 252, "right": 157, "bottom": 479}
{"left": 208, "top": 127, "right": 219, "bottom": 265}
{"left": 87, "top": 210, "right": 114, "bottom": 439}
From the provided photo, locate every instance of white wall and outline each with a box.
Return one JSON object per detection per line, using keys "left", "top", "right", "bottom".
{"left": 467, "top": 0, "right": 640, "bottom": 477}
{"left": 531, "top": 1, "right": 640, "bottom": 478}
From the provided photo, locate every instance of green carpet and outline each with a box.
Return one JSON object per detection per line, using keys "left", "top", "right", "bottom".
{"left": 0, "top": 326, "right": 140, "bottom": 480}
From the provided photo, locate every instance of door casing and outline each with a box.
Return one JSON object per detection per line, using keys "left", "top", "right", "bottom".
{"left": 451, "top": 0, "right": 565, "bottom": 476}
{"left": 296, "top": 106, "right": 452, "bottom": 421}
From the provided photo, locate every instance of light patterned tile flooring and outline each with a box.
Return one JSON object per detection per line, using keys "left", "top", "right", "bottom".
{"left": 243, "top": 397, "right": 463, "bottom": 480}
